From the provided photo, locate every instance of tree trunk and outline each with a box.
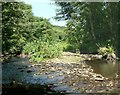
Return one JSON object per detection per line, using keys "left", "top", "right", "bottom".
{"left": 88, "top": 3, "right": 96, "bottom": 43}
{"left": 109, "top": 4, "right": 113, "bottom": 36}
{"left": 117, "top": 3, "right": 120, "bottom": 58}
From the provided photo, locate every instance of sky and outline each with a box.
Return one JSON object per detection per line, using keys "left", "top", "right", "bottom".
{"left": 23, "top": 0, "right": 66, "bottom": 26}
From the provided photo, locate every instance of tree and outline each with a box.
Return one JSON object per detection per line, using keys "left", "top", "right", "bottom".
{"left": 54, "top": 2, "right": 119, "bottom": 54}
{"left": 2, "top": 1, "right": 66, "bottom": 62}
{"left": 2, "top": 2, "right": 33, "bottom": 54}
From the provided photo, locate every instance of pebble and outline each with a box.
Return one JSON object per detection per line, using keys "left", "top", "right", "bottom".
{"left": 27, "top": 69, "right": 33, "bottom": 73}
{"left": 47, "top": 75, "right": 54, "bottom": 79}
{"left": 66, "top": 71, "right": 70, "bottom": 74}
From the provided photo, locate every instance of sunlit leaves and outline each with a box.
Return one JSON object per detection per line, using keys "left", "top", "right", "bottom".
{"left": 2, "top": 2, "right": 33, "bottom": 54}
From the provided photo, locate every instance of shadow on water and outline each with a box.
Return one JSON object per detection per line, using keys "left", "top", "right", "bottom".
{"left": 85, "top": 60, "right": 120, "bottom": 78}
{"left": 2, "top": 83, "right": 67, "bottom": 95}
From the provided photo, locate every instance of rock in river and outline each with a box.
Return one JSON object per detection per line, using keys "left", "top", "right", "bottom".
{"left": 26, "top": 69, "right": 35, "bottom": 73}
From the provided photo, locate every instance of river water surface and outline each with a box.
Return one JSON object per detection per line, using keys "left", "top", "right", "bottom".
{"left": 85, "top": 60, "right": 119, "bottom": 79}
{"left": 2, "top": 57, "right": 120, "bottom": 94}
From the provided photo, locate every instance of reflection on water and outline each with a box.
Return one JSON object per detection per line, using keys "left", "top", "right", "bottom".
{"left": 85, "top": 60, "right": 119, "bottom": 78}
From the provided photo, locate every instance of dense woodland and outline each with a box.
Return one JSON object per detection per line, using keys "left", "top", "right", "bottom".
{"left": 55, "top": 2, "right": 119, "bottom": 54}
{"left": 2, "top": 2, "right": 120, "bottom": 62}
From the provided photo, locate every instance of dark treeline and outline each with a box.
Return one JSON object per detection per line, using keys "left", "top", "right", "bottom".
{"left": 2, "top": 1, "right": 120, "bottom": 62}
{"left": 55, "top": 2, "right": 119, "bottom": 56}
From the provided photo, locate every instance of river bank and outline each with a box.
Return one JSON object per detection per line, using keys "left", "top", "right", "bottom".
{"left": 44, "top": 52, "right": 103, "bottom": 63}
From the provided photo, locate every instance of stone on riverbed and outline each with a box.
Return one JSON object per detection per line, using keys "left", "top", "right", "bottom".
{"left": 26, "top": 69, "right": 35, "bottom": 73}
{"left": 90, "top": 74, "right": 106, "bottom": 81}
{"left": 3, "top": 52, "right": 118, "bottom": 94}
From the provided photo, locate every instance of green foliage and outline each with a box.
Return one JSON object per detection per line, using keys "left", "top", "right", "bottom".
{"left": 23, "top": 40, "right": 63, "bottom": 62}
{"left": 55, "top": 2, "right": 119, "bottom": 54}
{"left": 98, "top": 46, "right": 115, "bottom": 56}
{"left": 22, "top": 20, "right": 66, "bottom": 62}
{"left": 21, "top": 15, "right": 66, "bottom": 62}
{"left": 3, "top": 1, "right": 119, "bottom": 62}
{"left": 2, "top": 2, "right": 66, "bottom": 62}
{"left": 2, "top": 2, "right": 33, "bottom": 54}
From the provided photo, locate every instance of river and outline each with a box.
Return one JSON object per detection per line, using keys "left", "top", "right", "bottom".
{"left": 2, "top": 56, "right": 120, "bottom": 94}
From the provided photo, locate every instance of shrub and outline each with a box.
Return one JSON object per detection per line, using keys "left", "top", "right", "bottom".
{"left": 22, "top": 40, "right": 63, "bottom": 62}
{"left": 98, "top": 46, "right": 115, "bottom": 56}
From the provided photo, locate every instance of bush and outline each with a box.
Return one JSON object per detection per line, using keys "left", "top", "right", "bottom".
{"left": 22, "top": 40, "right": 63, "bottom": 62}
{"left": 98, "top": 46, "right": 115, "bottom": 56}
{"left": 98, "top": 46, "right": 117, "bottom": 60}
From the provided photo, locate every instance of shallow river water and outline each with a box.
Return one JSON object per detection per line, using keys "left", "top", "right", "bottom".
{"left": 85, "top": 60, "right": 119, "bottom": 79}
{"left": 2, "top": 57, "right": 120, "bottom": 94}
